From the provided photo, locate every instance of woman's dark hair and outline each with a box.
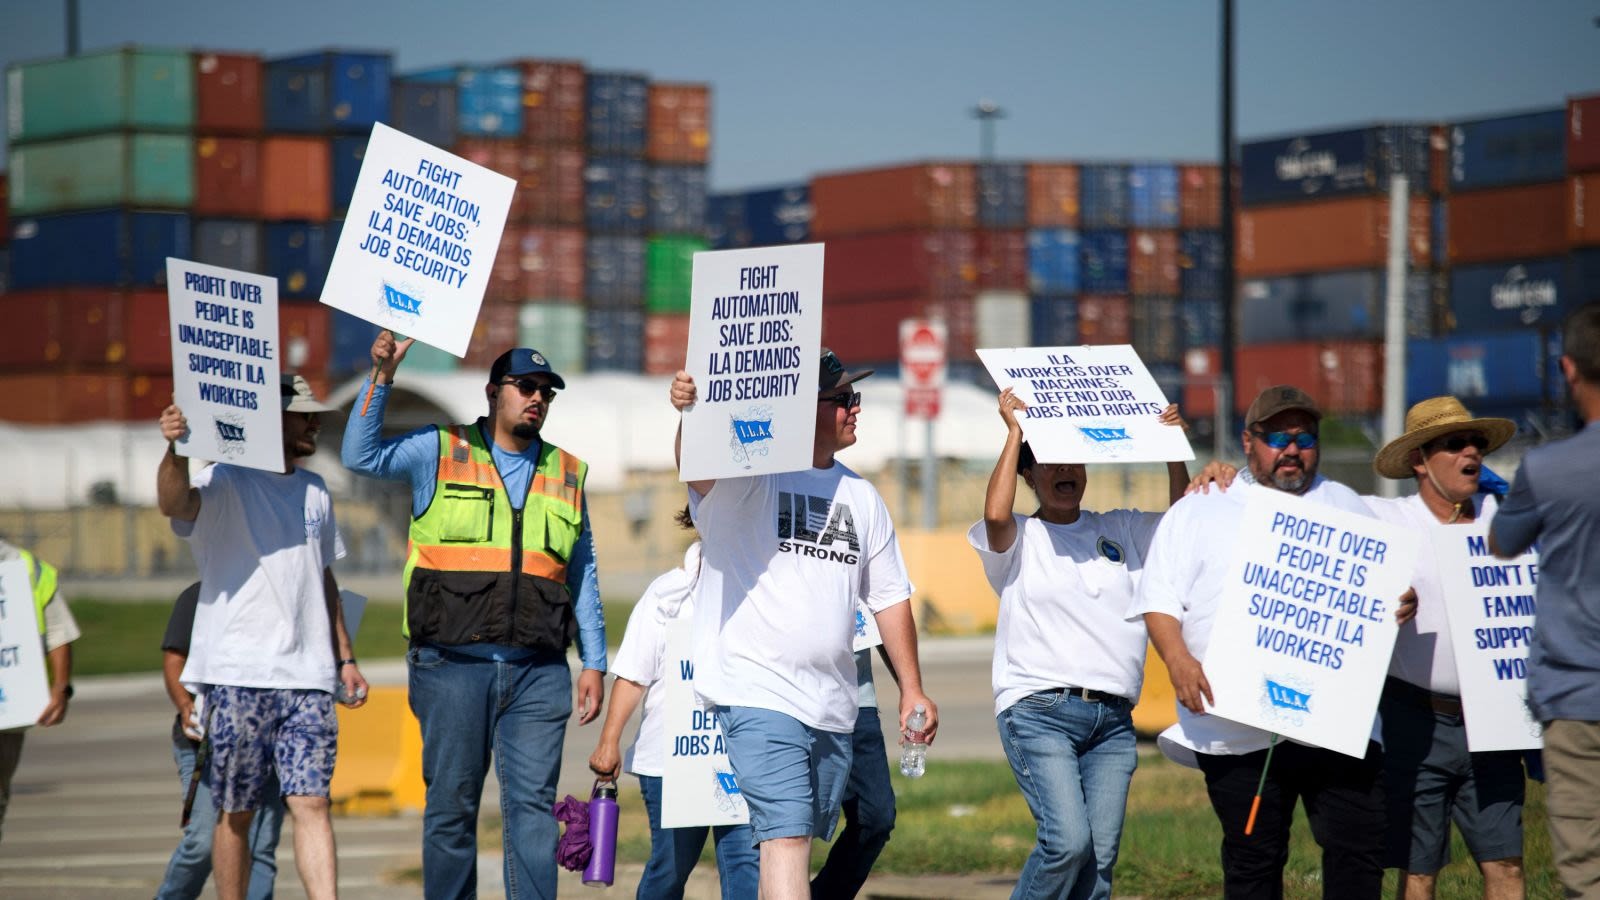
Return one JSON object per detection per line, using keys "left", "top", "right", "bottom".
{"left": 1016, "top": 441, "right": 1036, "bottom": 476}
{"left": 673, "top": 504, "right": 694, "bottom": 530}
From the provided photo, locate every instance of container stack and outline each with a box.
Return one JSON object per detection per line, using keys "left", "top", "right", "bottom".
{"left": 641, "top": 82, "right": 710, "bottom": 375}
{"left": 1572, "top": 92, "right": 1600, "bottom": 309}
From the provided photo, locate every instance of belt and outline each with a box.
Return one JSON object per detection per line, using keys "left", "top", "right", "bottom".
{"left": 1043, "top": 686, "right": 1127, "bottom": 705}
{"left": 1387, "top": 677, "right": 1462, "bottom": 717}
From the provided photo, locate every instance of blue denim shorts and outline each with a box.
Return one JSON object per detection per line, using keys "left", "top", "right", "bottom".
{"left": 718, "top": 706, "right": 852, "bottom": 843}
{"left": 207, "top": 685, "right": 337, "bottom": 813}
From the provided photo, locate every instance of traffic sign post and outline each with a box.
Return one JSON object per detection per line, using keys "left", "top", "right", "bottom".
{"left": 899, "top": 319, "right": 947, "bottom": 528}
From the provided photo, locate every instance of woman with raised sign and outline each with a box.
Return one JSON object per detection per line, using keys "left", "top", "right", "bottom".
{"left": 968, "top": 388, "right": 1188, "bottom": 900}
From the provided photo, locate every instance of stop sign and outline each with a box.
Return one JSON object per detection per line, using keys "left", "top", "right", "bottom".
{"left": 899, "top": 319, "right": 947, "bottom": 388}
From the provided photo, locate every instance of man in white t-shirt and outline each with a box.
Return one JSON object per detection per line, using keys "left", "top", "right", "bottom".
{"left": 157, "top": 375, "right": 367, "bottom": 900}
{"left": 1131, "top": 385, "right": 1388, "bottom": 899}
{"left": 668, "top": 349, "right": 938, "bottom": 900}
{"left": 1369, "top": 397, "right": 1526, "bottom": 900}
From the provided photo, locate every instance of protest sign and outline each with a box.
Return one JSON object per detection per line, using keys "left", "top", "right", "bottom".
{"left": 167, "top": 258, "right": 283, "bottom": 473}
{"left": 320, "top": 122, "right": 515, "bottom": 357}
{"left": 976, "top": 345, "right": 1195, "bottom": 463}
{"left": 1203, "top": 488, "right": 1418, "bottom": 758}
{"left": 679, "top": 244, "right": 824, "bottom": 482}
{"left": 660, "top": 618, "right": 749, "bottom": 827}
{"left": 1437, "top": 519, "right": 1542, "bottom": 751}
{"left": 0, "top": 559, "right": 49, "bottom": 731}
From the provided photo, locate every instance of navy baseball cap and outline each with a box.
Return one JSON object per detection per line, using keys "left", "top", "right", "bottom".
{"left": 489, "top": 348, "right": 566, "bottom": 390}
{"left": 818, "top": 348, "right": 874, "bottom": 394}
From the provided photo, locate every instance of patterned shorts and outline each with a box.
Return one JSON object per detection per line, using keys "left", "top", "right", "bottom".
{"left": 206, "top": 686, "right": 337, "bottom": 813}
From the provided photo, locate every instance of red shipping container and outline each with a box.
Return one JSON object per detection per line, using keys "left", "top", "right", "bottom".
{"left": 455, "top": 139, "right": 522, "bottom": 221}
{"left": 260, "top": 137, "right": 331, "bottom": 221}
{"left": 517, "top": 145, "right": 585, "bottom": 226}
{"left": 1027, "top": 163, "right": 1080, "bottom": 227}
{"left": 518, "top": 227, "right": 584, "bottom": 301}
{"left": 821, "top": 295, "right": 919, "bottom": 363}
{"left": 1077, "top": 295, "right": 1131, "bottom": 345}
{"left": 194, "top": 136, "right": 262, "bottom": 218}
{"left": 0, "top": 291, "right": 66, "bottom": 368}
{"left": 60, "top": 373, "right": 131, "bottom": 422}
{"left": 647, "top": 84, "right": 711, "bottom": 165}
{"left": 125, "top": 290, "right": 173, "bottom": 372}
{"left": 485, "top": 227, "right": 524, "bottom": 303}
{"left": 195, "top": 52, "right": 263, "bottom": 134}
{"left": 519, "top": 60, "right": 586, "bottom": 146}
{"left": 1446, "top": 182, "right": 1568, "bottom": 265}
{"left": 928, "top": 298, "right": 978, "bottom": 362}
{"left": 977, "top": 231, "right": 1027, "bottom": 291}
{"left": 127, "top": 373, "right": 174, "bottom": 421}
{"left": 1238, "top": 195, "right": 1430, "bottom": 277}
{"left": 824, "top": 230, "right": 977, "bottom": 304}
{"left": 644, "top": 313, "right": 692, "bottom": 375}
{"left": 811, "top": 163, "right": 977, "bottom": 237}
{"left": 57, "top": 289, "right": 127, "bottom": 366}
{"left": 1235, "top": 341, "right": 1382, "bottom": 416}
{"left": 1430, "top": 125, "right": 1449, "bottom": 195}
{"left": 1569, "top": 95, "right": 1600, "bottom": 175}
{"left": 1181, "top": 347, "right": 1223, "bottom": 419}
{"left": 280, "top": 303, "right": 331, "bottom": 375}
{"left": 1569, "top": 174, "right": 1600, "bottom": 248}
{"left": 0, "top": 374, "right": 66, "bottom": 423}
{"left": 465, "top": 304, "right": 520, "bottom": 369}
{"left": 1130, "top": 230, "right": 1181, "bottom": 296}
{"left": 1179, "top": 165, "right": 1223, "bottom": 229}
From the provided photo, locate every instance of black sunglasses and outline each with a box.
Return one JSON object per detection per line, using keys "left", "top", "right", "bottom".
{"left": 499, "top": 378, "right": 557, "bottom": 400}
{"left": 1429, "top": 433, "right": 1489, "bottom": 454}
{"left": 1250, "top": 430, "right": 1318, "bottom": 450}
{"left": 820, "top": 391, "right": 862, "bottom": 409}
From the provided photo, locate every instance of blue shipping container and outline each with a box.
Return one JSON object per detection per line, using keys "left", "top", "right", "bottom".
{"left": 745, "top": 184, "right": 812, "bottom": 246}
{"left": 265, "top": 51, "right": 391, "bottom": 133}
{"left": 1181, "top": 298, "right": 1225, "bottom": 350}
{"left": 585, "top": 157, "right": 649, "bottom": 236}
{"left": 586, "top": 307, "right": 645, "bottom": 372}
{"left": 1029, "top": 295, "right": 1079, "bottom": 346}
{"left": 405, "top": 65, "right": 521, "bottom": 138}
{"left": 1079, "top": 229, "right": 1129, "bottom": 293}
{"left": 330, "top": 308, "right": 376, "bottom": 375}
{"left": 1240, "top": 270, "right": 1432, "bottom": 344}
{"left": 1571, "top": 249, "right": 1600, "bottom": 305}
{"left": 587, "top": 72, "right": 649, "bottom": 157}
{"left": 1179, "top": 230, "right": 1225, "bottom": 301}
{"left": 1128, "top": 163, "right": 1180, "bottom": 228}
{"left": 1406, "top": 332, "right": 1548, "bottom": 407}
{"left": 1450, "top": 109, "right": 1566, "bottom": 191}
{"left": 389, "top": 80, "right": 458, "bottom": 149}
{"left": 978, "top": 163, "right": 1027, "bottom": 229}
{"left": 8, "top": 210, "right": 189, "bottom": 290}
{"left": 1026, "top": 228, "right": 1081, "bottom": 295}
{"left": 330, "top": 136, "right": 366, "bottom": 216}
{"left": 1080, "top": 164, "right": 1130, "bottom": 228}
{"left": 649, "top": 165, "right": 708, "bottom": 235}
{"left": 705, "top": 193, "right": 749, "bottom": 250}
{"left": 1240, "top": 125, "right": 1430, "bottom": 206}
{"left": 192, "top": 219, "right": 262, "bottom": 274}
{"left": 1447, "top": 258, "right": 1571, "bottom": 333}
{"left": 263, "top": 220, "right": 339, "bottom": 299}
{"left": 585, "top": 235, "right": 646, "bottom": 307}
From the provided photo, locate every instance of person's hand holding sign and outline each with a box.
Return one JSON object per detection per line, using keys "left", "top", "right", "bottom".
{"left": 997, "top": 387, "right": 1026, "bottom": 433}
{"left": 370, "top": 330, "right": 416, "bottom": 386}
{"left": 670, "top": 371, "right": 715, "bottom": 497}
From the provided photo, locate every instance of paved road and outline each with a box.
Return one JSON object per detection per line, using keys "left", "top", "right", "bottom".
{"left": 0, "top": 638, "right": 1006, "bottom": 899}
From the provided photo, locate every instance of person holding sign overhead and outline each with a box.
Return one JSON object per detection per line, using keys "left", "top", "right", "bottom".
{"left": 0, "top": 539, "right": 78, "bottom": 845}
{"left": 968, "top": 388, "right": 1189, "bottom": 900}
{"left": 1490, "top": 301, "right": 1600, "bottom": 899}
{"left": 341, "top": 333, "right": 606, "bottom": 900}
{"left": 1129, "top": 385, "right": 1389, "bottom": 899}
{"left": 668, "top": 349, "right": 937, "bottom": 900}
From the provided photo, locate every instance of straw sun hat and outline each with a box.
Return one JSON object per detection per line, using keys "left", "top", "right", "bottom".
{"left": 1372, "top": 396, "right": 1516, "bottom": 479}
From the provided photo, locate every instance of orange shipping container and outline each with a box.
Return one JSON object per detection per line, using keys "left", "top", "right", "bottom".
{"left": 1238, "top": 195, "right": 1430, "bottom": 278}
{"left": 194, "top": 136, "right": 262, "bottom": 218}
{"left": 455, "top": 139, "right": 523, "bottom": 221}
{"left": 1446, "top": 181, "right": 1567, "bottom": 265}
{"left": 1077, "top": 295, "right": 1132, "bottom": 345}
{"left": 1429, "top": 125, "right": 1449, "bottom": 195}
{"left": 195, "top": 52, "right": 263, "bottom": 135}
{"left": 125, "top": 290, "right": 173, "bottom": 372}
{"left": 485, "top": 227, "right": 524, "bottom": 303}
{"left": 1235, "top": 340, "right": 1382, "bottom": 416}
{"left": 520, "top": 60, "right": 586, "bottom": 146}
{"left": 279, "top": 303, "right": 331, "bottom": 375}
{"left": 1027, "top": 163, "right": 1080, "bottom": 227}
{"left": 259, "top": 136, "right": 331, "bottom": 221}
{"left": 643, "top": 313, "right": 692, "bottom": 375}
{"left": 1130, "top": 230, "right": 1181, "bottom": 296}
{"left": 811, "top": 163, "right": 977, "bottom": 237}
{"left": 1570, "top": 95, "right": 1600, "bottom": 175}
{"left": 519, "top": 227, "right": 584, "bottom": 300}
{"left": 647, "top": 84, "right": 710, "bottom": 165}
{"left": 1569, "top": 174, "right": 1600, "bottom": 248}
{"left": 1181, "top": 347, "right": 1224, "bottom": 420}
{"left": 977, "top": 231, "right": 1028, "bottom": 291}
{"left": 0, "top": 374, "right": 66, "bottom": 422}
{"left": 1179, "top": 165, "right": 1223, "bottom": 229}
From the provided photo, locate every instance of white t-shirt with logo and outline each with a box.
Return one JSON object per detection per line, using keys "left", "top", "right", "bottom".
{"left": 611, "top": 564, "right": 694, "bottom": 778}
{"left": 690, "top": 462, "right": 913, "bottom": 733}
{"left": 173, "top": 463, "right": 346, "bottom": 692}
{"left": 970, "top": 510, "right": 1160, "bottom": 717}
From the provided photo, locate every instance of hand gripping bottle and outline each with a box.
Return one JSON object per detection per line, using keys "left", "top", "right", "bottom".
{"left": 899, "top": 704, "right": 929, "bottom": 778}
{"left": 583, "top": 780, "right": 619, "bottom": 887}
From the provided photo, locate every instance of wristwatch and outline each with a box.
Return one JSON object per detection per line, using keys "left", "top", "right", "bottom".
{"left": 60, "top": 683, "right": 74, "bottom": 699}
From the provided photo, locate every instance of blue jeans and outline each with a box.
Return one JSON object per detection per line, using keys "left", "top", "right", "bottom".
{"left": 408, "top": 644, "right": 572, "bottom": 900}
{"left": 811, "top": 706, "right": 897, "bottom": 899}
{"left": 998, "top": 691, "right": 1138, "bottom": 900}
{"left": 635, "top": 774, "right": 759, "bottom": 900}
{"left": 156, "top": 721, "right": 284, "bottom": 900}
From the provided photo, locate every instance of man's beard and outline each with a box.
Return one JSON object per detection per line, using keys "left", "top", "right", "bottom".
{"left": 1266, "top": 459, "right": 1312, "bottom": 493}
{"left": 511, "top": 422, "right": 540, "bottom": 440}
{"left": 289, "top": 432, "right": 318, "bottom": 458}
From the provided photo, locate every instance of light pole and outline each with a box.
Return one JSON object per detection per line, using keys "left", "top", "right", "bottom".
{"left": 971, "top": 99, "right": 1006, "bottom": 162}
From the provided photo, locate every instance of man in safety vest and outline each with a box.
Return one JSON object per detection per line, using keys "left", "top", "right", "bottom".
{"left": 0, "top": 538, "right": 79, "bottom": 844}
{"left": 343, "top": 332, "right": 606, "bottom": 900}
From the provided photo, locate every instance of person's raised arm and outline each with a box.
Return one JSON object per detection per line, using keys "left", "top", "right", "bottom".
{"left": 872, "top": 601, "right": 937, "bottom": 745}
{"left": 984, "top": 389, "right": 1027, "bottom": 553}
{"left": 670, "top": 370, "right": 716, "bottom": 497}
{"left": 1159, "top": 403, "right": 1192, "bottom": 506}
{"left": 587, "top": 677, "right": 646, "bottom": 780}
{"left": 157, "top": 404, "right": 201, "bottom": 521}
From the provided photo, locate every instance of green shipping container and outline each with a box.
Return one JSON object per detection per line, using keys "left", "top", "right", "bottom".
{"left": 10, "top": 133, "right": 194, "bottom": 215}
{"left": 645, "top": 235, "right": 707, "bottom": 314}
{"left": 518, "top": 302, "right": 586, "bottom": 375}
{"left": 397, "top": 342, "right": 460, "bottom": 374}
{"left": 7, "top": 47, "right": 195, "bottom": 143}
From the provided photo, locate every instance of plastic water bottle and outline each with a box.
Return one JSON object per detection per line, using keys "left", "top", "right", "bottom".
{"left": 583, "top": 781, "right": 619, "bottom": 887}
{"left": 899, "top": 704, "right": 929, "bottom": 778}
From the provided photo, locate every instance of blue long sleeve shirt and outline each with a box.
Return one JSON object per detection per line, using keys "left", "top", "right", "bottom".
{"left": 342, "top": 379, "right": 606, "bottom": 671}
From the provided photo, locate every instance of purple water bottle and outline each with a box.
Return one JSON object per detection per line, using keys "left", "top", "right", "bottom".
{"left": 582, "top": 780, "right": 619, "bottom": 887}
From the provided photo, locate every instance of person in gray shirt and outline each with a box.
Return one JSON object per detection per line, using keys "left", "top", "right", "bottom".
{"left": 1490, "top": 300, "right": 1600, "bottom": 899}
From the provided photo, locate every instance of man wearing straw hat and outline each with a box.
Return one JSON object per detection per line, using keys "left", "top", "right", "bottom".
{"left": 1368, "top": 397, "right": 1525, "bottom": 900}
{"left": 1131, "top": 384, "right": 1389, "bottom": 899}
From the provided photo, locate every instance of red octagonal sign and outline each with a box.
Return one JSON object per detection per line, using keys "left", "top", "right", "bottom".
{"left": 899, "top": 319, "right": 947, "bottom": 388}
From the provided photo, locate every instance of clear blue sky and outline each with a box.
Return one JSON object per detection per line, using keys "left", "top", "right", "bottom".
{"left": 2, "top": 0, "right": 1597, "bottom": 191}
